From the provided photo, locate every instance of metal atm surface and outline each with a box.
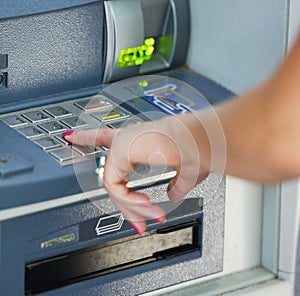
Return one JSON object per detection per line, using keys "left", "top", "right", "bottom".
{"left": 0, "top": 1, "right": 232, "bottom": 295}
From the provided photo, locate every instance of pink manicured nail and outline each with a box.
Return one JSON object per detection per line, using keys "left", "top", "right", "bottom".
{"left": 62, "top": 130, "right": 74, "bottom": 138}
{"left": 130, "top": 223, "right": 142, "bottom": 235}
{"left": 152, "top": 217, "right": 165, "bottom": 224}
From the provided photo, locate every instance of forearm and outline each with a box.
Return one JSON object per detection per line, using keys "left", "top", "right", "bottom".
{"left": 64, "top": 32, "right": 300, "bottom": 234}
{"left": 218, "top": 33, "right": 300, "bottom": 182}
{"left": 167, "top": 31, "right": 300, "bottom": 184}
{"left": 178, "top": 78, "right": 300, "bottom": 184}
{"left": 215, "top": 83, "right": 284, "bottom": 183}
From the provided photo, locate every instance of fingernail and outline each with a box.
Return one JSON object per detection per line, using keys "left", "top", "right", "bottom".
{"left": 62, "top": 130, "right": 74, "bottom": 138}
{"left": 152, "top": 217, "right": 165, "bottom": 224}
{"left": 130, "top": 223, "right": 142, "bottom": 236}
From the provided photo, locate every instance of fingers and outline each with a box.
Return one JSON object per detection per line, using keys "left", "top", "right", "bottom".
{"left": 61, "top": 120, "right": 205, "bottom": 236}
{"left": 63, "top": 128, "right": 116, "bottom": 148}
{"left": 63, "top": 126, "right": 168, "bottom": 235}
{"left": 112, "top": 194, "right": 166, "bottom": 235}
{"left": 103, "top": 155, "right": 166, "bottom": 235}
{"left": 105, "top": 184, "right": 166, "bottom": 235}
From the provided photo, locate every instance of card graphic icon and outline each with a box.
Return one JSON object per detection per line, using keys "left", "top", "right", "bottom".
{"left": 95, "top": 213, "right": 125, "bottom": 236}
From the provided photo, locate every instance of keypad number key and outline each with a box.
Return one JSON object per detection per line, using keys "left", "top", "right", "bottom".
{"left": 33, "top": 137, "right": 62, "bottom": 151}
{"left": 72, "top": 145, "right": 101, "bottom": 157}
{"left": 38, "top": 122, "right": 67, "bottom": 134}
{"left": 60, "top": 117, "right": 89, "bottom": 129}
{"left": 1, "top": 115, "right": 29, "bottom": 127}
{"left": 17, "top": 126, "right": 45, "bottom": 139}
{"left": 49, "top": 148, "right": 78, "bottom": 163}
{"left": 22, "top": 111, "right": 50, "bottom": 123}
{"left": 44, "top": 106, "right": 72, "bottom": 118}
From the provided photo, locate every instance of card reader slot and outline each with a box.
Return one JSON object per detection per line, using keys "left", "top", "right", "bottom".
{"left": 25, "top": 220, "right": 200, "bottom": 295}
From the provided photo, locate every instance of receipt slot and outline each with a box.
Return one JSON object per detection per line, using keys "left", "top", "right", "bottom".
{"left": 0, "top": 1, "right": 231, "bottom": 295}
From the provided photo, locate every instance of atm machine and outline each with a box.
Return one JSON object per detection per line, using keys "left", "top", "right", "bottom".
{"left": 0, "top": 1, "right": 232, "bottom": 295}
{"left": 1, "top": 0, "right": 299, "bottom": 296}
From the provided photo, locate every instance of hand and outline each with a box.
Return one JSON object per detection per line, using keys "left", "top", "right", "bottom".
{"left": 64, "top": 114, "right": 209, "bottom": 235}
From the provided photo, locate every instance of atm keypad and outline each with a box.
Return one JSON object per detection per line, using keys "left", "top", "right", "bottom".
{"left": 0, "top": 95, "right": 134, "bottom": 166}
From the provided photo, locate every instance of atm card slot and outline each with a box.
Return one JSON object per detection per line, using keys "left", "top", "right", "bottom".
{"left": 25, "top": 220, "right": 200, "bottom": 295}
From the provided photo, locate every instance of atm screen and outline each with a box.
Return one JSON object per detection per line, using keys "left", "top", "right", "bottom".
{"left": 118, "top": 37, "right": 156, "bottom": 68}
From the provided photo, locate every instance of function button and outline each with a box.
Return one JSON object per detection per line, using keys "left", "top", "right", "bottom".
{"left": 21, "top": 111, "right": 51, "bottom": 123}
{"left": 74, "top": 95, "right": 113, "bottom": 112}
{"left": 49, "top": 147, "right": 78, "bottom": 163}
{"left": 100, "top": 146, "right": 109, "bottom": 152}
{"left": 17, "top": 126, "right": 45, "bottom": 139}
{"left": 72, "top": 145, "right": 101, "bottom": 157}
{"left": 44, "top": 106, "right": 72, "bottom": 118}
{"left": 107, "top": 118, "right": 142, "bottom": 129}
{"left": 107, "top": 120, "right": 126, "bottom": 129}
{"left": 60, "top": 117, "right": 89, "bottom": 129}
{"left": 38, "top": 121, "right": 67, "bottom": 134}
{"left": 33, "top": 137, "right": 62, "bottom": 150}
{"left": 91, "top": 107, "right": 130, "bottom": 123}
{"left": 1, "top": 115, "right": 29, "bottom": 127}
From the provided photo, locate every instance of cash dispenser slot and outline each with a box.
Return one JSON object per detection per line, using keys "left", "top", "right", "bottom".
{"left": 25, "top": 220, "right": 200, "bottom": 295}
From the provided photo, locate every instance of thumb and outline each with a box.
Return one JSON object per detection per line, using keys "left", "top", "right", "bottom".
{"left": 167, "top": 173, "right": 196, "bottom": 203}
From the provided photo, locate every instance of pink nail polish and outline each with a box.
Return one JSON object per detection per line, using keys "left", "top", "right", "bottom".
{"left": 152, "top": 217, "right": 165, "bottom": 224}
{"left": 130, "top": 223, "right": 142, "bottom": 235}
{"left": 62, "top": 130, "right": 74, "bottom": 138}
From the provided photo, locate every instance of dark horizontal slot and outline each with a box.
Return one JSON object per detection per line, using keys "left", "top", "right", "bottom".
{"left": 156, "top": 220, "right": 199, "bottom": 234}
{"left": 154, "top": 244, "right": 199, "bottom": 261}
{"left": 25, "top": 220, "right": 200, "bottom": 295}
